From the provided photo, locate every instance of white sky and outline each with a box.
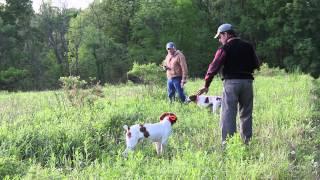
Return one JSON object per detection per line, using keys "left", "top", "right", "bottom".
{"left": 0, "top": 0, "right": 94, "bottom": 12}
{"left": 33, "top": 0, "right": 94, "bottom": 12}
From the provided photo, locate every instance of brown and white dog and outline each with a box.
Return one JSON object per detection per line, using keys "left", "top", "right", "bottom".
{"left": 123, "top": 112, "right": 177, "bottom": 156}
{"left": 187, "top": 95, "right": 222, "bottom": 113}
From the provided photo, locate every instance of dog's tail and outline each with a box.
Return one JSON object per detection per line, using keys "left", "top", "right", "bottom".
{"left": 123, "top": 125, "right": 129, "bottom": 131}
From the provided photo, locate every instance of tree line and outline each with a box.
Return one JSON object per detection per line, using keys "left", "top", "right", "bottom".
{"left": 0, "top": 0, "right": 319, "bottom": 90}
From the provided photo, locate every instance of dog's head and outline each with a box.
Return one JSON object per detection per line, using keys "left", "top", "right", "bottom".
{"left": 188, "top": 95, "right": 197, "bottom": 102}
{"left": 159, "top": 112, "right": 177, "bottom": 125}
{"left": 190, "top": 95, "right": 222, "bottom": 113}
{"left": 188, "top": 94, "right": 212, "bottom": 104}
{"left": 123, "top": 125, "right": 132, "bottom": 140}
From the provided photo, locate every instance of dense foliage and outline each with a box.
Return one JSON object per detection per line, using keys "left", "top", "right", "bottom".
{"left": 1, "top": 0, "right": 320, "bottom": 90}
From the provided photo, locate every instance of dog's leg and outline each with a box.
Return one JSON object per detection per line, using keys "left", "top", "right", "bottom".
{"left": 159, "top": 139, "right": 168, "bottom": 155}
{"left": 123, "top": 146, "right": 136, "bottom": 157}
{"left": 123, "top": 137, "right": 139, "bottom": 157}
{"left": 122, "top": 148, "right": 130, "bottom": 157}
{"left": 154, "top": 142, "right": 161, "bottom": 155}
{"left": 160, "top": 144, "right": 165, "bottom": 155}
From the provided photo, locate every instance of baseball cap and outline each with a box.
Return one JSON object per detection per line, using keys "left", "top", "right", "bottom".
{"left": 214, "top": 23, "right": 233, "bottom": 38}
{"left": 166, "top": 42, "right": 175, "bottom": 49}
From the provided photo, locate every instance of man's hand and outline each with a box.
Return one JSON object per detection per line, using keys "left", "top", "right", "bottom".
{"left": 160, "top": 65, "right": 171, "bottom": 71}
{"left": 181, "top": 80, "right": 186, "bottom": 88}
{"left": 197, "top": 87, "right": 208, "bottom": 95}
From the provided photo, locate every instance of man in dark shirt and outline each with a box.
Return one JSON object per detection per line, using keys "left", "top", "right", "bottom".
{"left": 197, "top": 23, "right": 260, "bottom": 145}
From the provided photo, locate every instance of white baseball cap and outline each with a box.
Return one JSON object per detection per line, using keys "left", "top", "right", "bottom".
{"left": 214, "top": 23, "right": 233, "bottom": 38}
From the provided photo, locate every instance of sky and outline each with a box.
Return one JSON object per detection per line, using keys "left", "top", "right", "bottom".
{"left": 0, "top": 0, "right": 94, "bottom": 12}
{"left": 33, "top": 0, "right": 94, "bottom": 12}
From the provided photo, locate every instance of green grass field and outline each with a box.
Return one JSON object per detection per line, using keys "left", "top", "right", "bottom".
{"left": 0, "top": 73, "right": 319, "bottom": 179}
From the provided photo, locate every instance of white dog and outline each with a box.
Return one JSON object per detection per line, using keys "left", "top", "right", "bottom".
{"left": 123, "top": 112, "right": 177, "bottom": 156}
{"left": 187, "top": 95, "right": 222, "bottom": 113}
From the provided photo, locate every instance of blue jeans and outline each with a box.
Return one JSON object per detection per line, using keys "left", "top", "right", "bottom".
{"left": 167, "top": 77, "right": 186, "bottom": 102}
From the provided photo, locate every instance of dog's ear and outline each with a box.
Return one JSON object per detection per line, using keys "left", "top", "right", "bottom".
{"left": 160, "top": 112, "right": 177, "bottom": 124}
{"left": 169, "top": 113, "right": 177, "bottom": 124}
{"left": 189, "top": 95, "right": 197, "bottom": 102}
{"left": 159, "top": 112, "right": 170, "bottom": 121}
{"left": 159, "top": 112, "right": 177, "bottom": 121}
{"left": 168, "top": 114, "right": 177, "bottom": 122}
{"left": 205, "top": 97, "right": 209, "bottom": 103}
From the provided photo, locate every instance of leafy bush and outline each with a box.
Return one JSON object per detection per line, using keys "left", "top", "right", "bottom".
{"left": 0, "top": 67, "right": 28, "bottom": 90}
{"left": 255, "top": 63, "right": 286, "bottom": 76}
{"left": 127, "top": 62, "right": 166, "bottom": 85}
{"left": 0, "top": 157, "right": 26, "bottom": 179}
{"left": 59, "top": 76, "right": 104, "bottom": 106}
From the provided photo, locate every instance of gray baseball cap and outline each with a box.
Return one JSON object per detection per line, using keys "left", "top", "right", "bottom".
{"left": 166, "top": 42, "right": 176, "bottom": 49}
{"left": 214, "top": 23, "right": 233, "bottom": 38}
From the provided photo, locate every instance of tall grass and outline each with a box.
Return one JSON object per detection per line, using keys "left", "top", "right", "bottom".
{"left": 0, "top": 73, "right": 319, "bottom": 179}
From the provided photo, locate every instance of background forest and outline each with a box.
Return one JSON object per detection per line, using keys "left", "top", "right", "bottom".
{"left": 1, "top": 0, "right": 320, "bottom": 90}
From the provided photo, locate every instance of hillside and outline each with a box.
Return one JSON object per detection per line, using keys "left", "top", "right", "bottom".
{"left": 0, "top": 74, "right": 319, "bottom": 179}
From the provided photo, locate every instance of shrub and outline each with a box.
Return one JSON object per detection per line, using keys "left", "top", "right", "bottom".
{"left": 0, "top": 157, "right": 26, "bottom": 179}
{"left": 127, "top": 62, "right": 166, "bottom": 85}
{"left": 0, "top": 67, "right": 28, "bottom": 90}
{"left": 59, "top": 76, "right": 104, "bottom": 106}
{"left": 255, "top": 63, "right": 286, "bottom": 76}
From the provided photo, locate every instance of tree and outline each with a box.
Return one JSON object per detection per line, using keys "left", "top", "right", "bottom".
{"left": 68, "top": 0, "right": 130, "bottom": 84}
{"left": 282, "top": 0, "right": 320, "bottom": 77}
{"left": 68, "top": 11, "right": 84, "bottom": 76}
{"left": 129, "top": 0, "right": 212, "bottom": 77}
{"left": 0, "top": 0, "right": 33, "bottom": 90}
{"left": 38, "top": 2, "right": 77, "bottom": 76}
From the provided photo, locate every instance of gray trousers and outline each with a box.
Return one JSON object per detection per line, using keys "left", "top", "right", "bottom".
{"left": 220, "top": 79, "right": 253, "bottom": 143}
